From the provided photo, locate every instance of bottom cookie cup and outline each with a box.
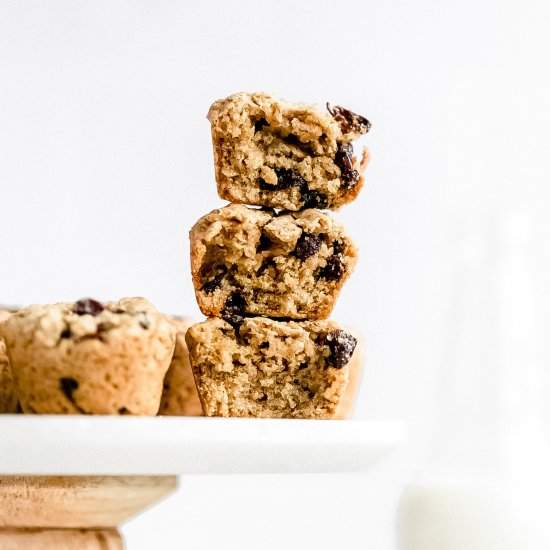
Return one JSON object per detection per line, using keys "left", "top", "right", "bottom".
{"left": 0, "top": 298, "right": 176, "bottom": 415}
{"left": 185, "top": 316, "right": 356, "bottom": 419}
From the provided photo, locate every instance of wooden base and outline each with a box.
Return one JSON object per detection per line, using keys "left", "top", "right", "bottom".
{"left": 0, "top": 528, "right": 123, "bottom": 549}
{"left": 0, "top": 476, "right": 177, "bottom": 549}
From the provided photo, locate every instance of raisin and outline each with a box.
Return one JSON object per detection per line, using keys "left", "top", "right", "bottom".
{"left": 201, "top": 271, "right": 226, "bottom": 295}
{"left": 259, "top": 341, "right": 270, "bottom": 349}
{"left": 320, "top": 254, "right": 345, "bottom": 281}
{"left": 299, "top": 362, "right": 308, "bottom": 370}
{"left": 324, "top": 329, "right": 357, "bottom": 369}
{"left": 60, "top": 328, "right": 71, "bottom": 339}
{"left": 301, "top": 190, "right": 328, "bottom": 209}
{"left": 335, "top": 143, "right": 360, "bottom": 190}
{"left": 74, "top": 298, "right": 104, "bottom": 316}
{"left": 327, "top": 104, "right": 371, "bottom": 135}
{"left": 294, "top": 232, "right": 322, "bottom": 260}
{"left": 60, "top": 377, "right": 79, "bottom": 401}
{"left": 254, "top": 118, "right": 269, "bottom": 132}
{"left": 118, "top": 407, "right": 131, "bottom": 415}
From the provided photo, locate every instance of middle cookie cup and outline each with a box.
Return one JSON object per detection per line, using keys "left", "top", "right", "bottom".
{"left": 190, "top": 203, "right": 358, "bottom": 320}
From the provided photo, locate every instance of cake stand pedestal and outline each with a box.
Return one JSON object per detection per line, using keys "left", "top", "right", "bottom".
{"left": 0, "top": 475, "right": 176, "bottom": 549}
{"left": 0, "top": 417, "right": 405, "bottom": 548}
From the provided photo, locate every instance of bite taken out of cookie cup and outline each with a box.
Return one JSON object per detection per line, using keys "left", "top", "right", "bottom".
{"left": 0, "top": 298, "right": 176, "bottom": 415}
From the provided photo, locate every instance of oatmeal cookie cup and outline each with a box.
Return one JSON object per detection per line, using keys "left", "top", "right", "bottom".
{"left": 0, "top": 309, "right": 19, "bottom": 413}
{"left": 190, "top": 204, "right": 358, "bottom": 320}
{"left": 158, "top": 316, "right": 203, "bottom": 416}
{"left": 186, "top": 316, "right": 356, "bottom": 419}
{"left": 208, "top": 92, "right": 370, "bottom": 211}
{"left": 0, "top": 298, "right": 176, "bottom": 415}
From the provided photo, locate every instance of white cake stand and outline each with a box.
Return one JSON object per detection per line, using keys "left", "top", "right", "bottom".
{"left": 0, "top": 416, "right": 405, "bottom": 548}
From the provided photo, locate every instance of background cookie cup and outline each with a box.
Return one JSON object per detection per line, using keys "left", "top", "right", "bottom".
{"left": 0, "top": 297, "right": 176, "bottom": 415}
{"left": 0, "top": 309, "right": 19, "bottom": 413}
{"left": 158, "top": 316, "right": 203, "bottom": 416}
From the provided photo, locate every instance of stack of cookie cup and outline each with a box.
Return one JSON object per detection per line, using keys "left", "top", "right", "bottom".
{"left": 186, "top": 92, "right": 371, "bottom": 419}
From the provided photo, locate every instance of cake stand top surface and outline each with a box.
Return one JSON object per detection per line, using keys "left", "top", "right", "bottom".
{"left": 0, "top": 416, "right": 405, "bottom": 475}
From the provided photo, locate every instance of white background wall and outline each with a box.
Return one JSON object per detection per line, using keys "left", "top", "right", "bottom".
{"left": 1, "top": 1, "right": 549, "bottom": 548}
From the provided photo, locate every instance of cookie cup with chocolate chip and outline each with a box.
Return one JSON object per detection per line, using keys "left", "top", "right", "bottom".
{"left": 0, "top": 298, "right": 176, "bottom": 415}
{"left": 186, "top": 316, "right": 356, "bottom": 419}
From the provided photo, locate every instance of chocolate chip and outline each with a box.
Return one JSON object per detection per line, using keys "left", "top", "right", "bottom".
{"left": 222, "top": 293, "right": 247, "bottom": 331}
{"left": 259, "top": 342, "right": 270, "bottom": 349}
{"left": 259, "top": 167, "right": 306, "bottom": 191}
{"left": 223, "top": 314, "right": 244, "bottom": 331}
{"left": 327, "top": 104, "right": 371, "bottom": 135}
{"left": 324, "top": 329, "right": 357, "bottom": 369}
{"left": 254, "top": 118, "right": 269, "bottom": 132}
{"left": 320, "top": 254, "right": 345, "bottom": 281}
{"left": 299, "top": 362, "right": 308, "bottom": 369}
{"left": 74, "top": 298, "right": 104, "bottom": 316}
{"left": 295, "top": 232, "right": 322, "bottom": 260}
{"left": 332, "top": 240, "right": 346, "bottom": 255}
{"left": 60, "top": 328, "right": 71, "bottom": 339}
{"left": 224, "top": 293, "right": 246, "bottom": 314}
{"left": 201, "top": 271, "right": 226, "bottom": 295}
{"left": 275, "top": 167, "right": 306, "bottom": 189}
{"left": 335, "top": 143, "right": 360, "bottom": 190}
{"left": 118, "top": 407, "right": 131, "bottom": 415}
{"left": 301, "top": 190, "right": 328, "bottom": 209}
{"left": 60, "top": 377, "right": 79, "bottom": 401}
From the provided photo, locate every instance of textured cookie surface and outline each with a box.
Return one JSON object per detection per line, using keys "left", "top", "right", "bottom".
{"left": 158, "top": 316, "right": 203, "bottom": 416}
{"left": 0, "top": 298, "right": 176, "bottom": 415}
{"left": 334, "top": 330, "right": 364, "bottom": 420}
{"left": 190, "top": 204, "right": 358, "bottom": 320}
{"left": 186, "top": 317, "right": 356, "bottom": 419}
{"left": 208, "top": 92, "right": 370, "bottom": 211}
{"left": 0, "top": 309, "right": 19, "bottom": 413}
